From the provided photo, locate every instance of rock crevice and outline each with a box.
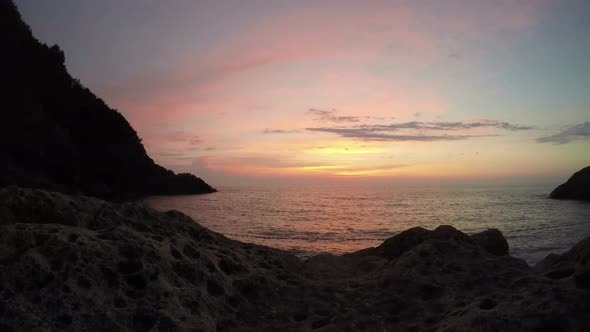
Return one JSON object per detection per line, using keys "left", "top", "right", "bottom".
{"left": 1, "top": 187, "right": 589, "bottom": 331}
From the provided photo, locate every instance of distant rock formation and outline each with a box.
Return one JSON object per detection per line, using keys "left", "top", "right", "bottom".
{"left": 1, "top": 186, "right": 589, "bottom": 331}
{"left": 550, "top": 166, "right": 590, "bottom": 200}
{"left": 0, "top": 0, "right": 215, "bottom": 200}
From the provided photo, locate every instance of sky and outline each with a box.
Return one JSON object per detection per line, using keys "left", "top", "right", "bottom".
{"left": 16, "top": 0, "right": 590, "bottom": 186}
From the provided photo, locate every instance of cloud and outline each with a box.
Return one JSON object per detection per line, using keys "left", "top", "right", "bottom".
{"left": 306, "top": 127, "right": 471, "bottom": 141}
{"left": 189, "top": 154, "right": 335, "bottom": 176}
{"left": 356, "top": 120, "right": 532, "bottom": 132}
{"left": 262, "top": 129, "right": 301, "bottom": 134}
{"left": 306, "top": 120, "right": 530, "bottom": 142}
{"left": 153, "top": 150, "right": 197, "bottom": 162}
{"left": 92, "top": 0, "right": 548, "bottom": 171}
{"left": 155, "top": 151, "right": 186, "bottom": 157}
{"left": 307, "top": 108, "right": 360, "bottom": 123}
{"left": 536, "top": 122, "right": 590, "bottom": 144}
{"left": 191, "top": 154, "right": 408, "bottom": 175}
{"left": 168, "top": 131, "right": 203, "bottom": 146}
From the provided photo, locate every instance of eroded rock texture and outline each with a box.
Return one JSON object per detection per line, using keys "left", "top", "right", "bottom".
{"left": 1, "top": 187, "right": 589, "bottom": 331}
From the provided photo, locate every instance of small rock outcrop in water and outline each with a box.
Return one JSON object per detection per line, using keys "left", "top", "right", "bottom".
{"left": 1, "top": 187, "right": 590, "bottom": 331}
{"left": 0, "top": 0, "right": 215, "bottom": 200}
{"left": 550, "top": 166, "right": 590, "bottom": 200}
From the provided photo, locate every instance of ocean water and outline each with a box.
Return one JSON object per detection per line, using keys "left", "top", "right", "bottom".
{"left": 145, "top": 184, "right": 590, "bottom": 265}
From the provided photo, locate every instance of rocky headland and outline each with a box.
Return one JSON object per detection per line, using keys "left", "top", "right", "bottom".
{"left": 1, "top": 186, "right": 589, "bottom": 331}
{"left": 0, "top": 0, "right": 215, "bottom": 201}
{"left": 550, "top": 166, "right": 590, "bottom": 200}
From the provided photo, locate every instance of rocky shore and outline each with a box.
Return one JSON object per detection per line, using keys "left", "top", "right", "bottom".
{"left": 1, "top": 187, "right": 589, "bottom": 331}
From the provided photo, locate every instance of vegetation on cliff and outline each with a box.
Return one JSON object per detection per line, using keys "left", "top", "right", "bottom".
{"left": 0, "top": 0, "right": 215, "bottom": 200}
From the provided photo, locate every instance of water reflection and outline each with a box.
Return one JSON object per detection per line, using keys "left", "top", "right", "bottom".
{"left": 146, "top": 184, "right": 590, "bottom": 264}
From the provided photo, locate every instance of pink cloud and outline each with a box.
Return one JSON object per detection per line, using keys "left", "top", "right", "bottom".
{"left": 91, "top": 1, "right": 551, "bottom": 179}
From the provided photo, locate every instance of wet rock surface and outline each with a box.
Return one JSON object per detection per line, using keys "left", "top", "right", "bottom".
{"left": 1, "top": 187, "right": 590, "bottom": 331}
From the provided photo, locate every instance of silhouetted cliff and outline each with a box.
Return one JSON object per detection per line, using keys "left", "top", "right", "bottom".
{"left": 550, "top": 166, "right": 590, "bottom": 200}
{"left": 0, "top": 0, "right": 215, "bottom": 200}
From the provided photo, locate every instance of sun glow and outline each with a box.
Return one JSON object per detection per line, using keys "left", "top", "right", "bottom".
{"left": 57, "top": 0, "right": 588, "bottom": 185}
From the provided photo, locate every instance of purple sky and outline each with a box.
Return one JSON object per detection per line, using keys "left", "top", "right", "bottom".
{"left": 15, "top": 0, "right": 590, "bottom": 185}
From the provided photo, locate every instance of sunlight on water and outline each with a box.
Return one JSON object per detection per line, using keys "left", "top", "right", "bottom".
{"left": 146, "top": 184, "right": 590, "bottom": 265}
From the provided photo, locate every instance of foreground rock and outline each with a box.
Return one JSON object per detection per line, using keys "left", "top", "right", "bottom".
{"left": 1, "top": 187, "right": 590, "bottom": 331}
{"left": 550, "top": 166, "right": 590, "bottom": 200}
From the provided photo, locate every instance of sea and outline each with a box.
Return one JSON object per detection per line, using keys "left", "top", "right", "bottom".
{"left": 145, "top": 183, "right": 590, "bottom": 265}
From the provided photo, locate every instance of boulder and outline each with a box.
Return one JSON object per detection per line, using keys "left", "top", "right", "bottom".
{"left": 470, "top": 228, "right": 509, "bottom": 256}
{"left": 1, "top": 187, "right": 590, "bottom": 331}
{"left": 536, "top": 236, "right": 590, "bottom": 291}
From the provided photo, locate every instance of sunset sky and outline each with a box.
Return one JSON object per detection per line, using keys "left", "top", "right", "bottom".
{"left": 16, "top": 0, "right": 590, "bottom": 185}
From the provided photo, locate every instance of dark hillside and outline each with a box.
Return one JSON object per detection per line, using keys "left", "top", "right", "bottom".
{"left": 550, "top": 166, "right": 590, "bottom": 200}
{"left": 0, "top": 0, "right": 215, "bottom": 200}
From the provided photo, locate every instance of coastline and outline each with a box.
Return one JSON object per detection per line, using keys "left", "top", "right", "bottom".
{"left": 1, "top": 186, "right": 589, "bottom": 331}
{"left": 2, "top": 0, "right": 590, "bottom": 330}
{"left": 145, "top": 183, "right": 590, "bottom": 265}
